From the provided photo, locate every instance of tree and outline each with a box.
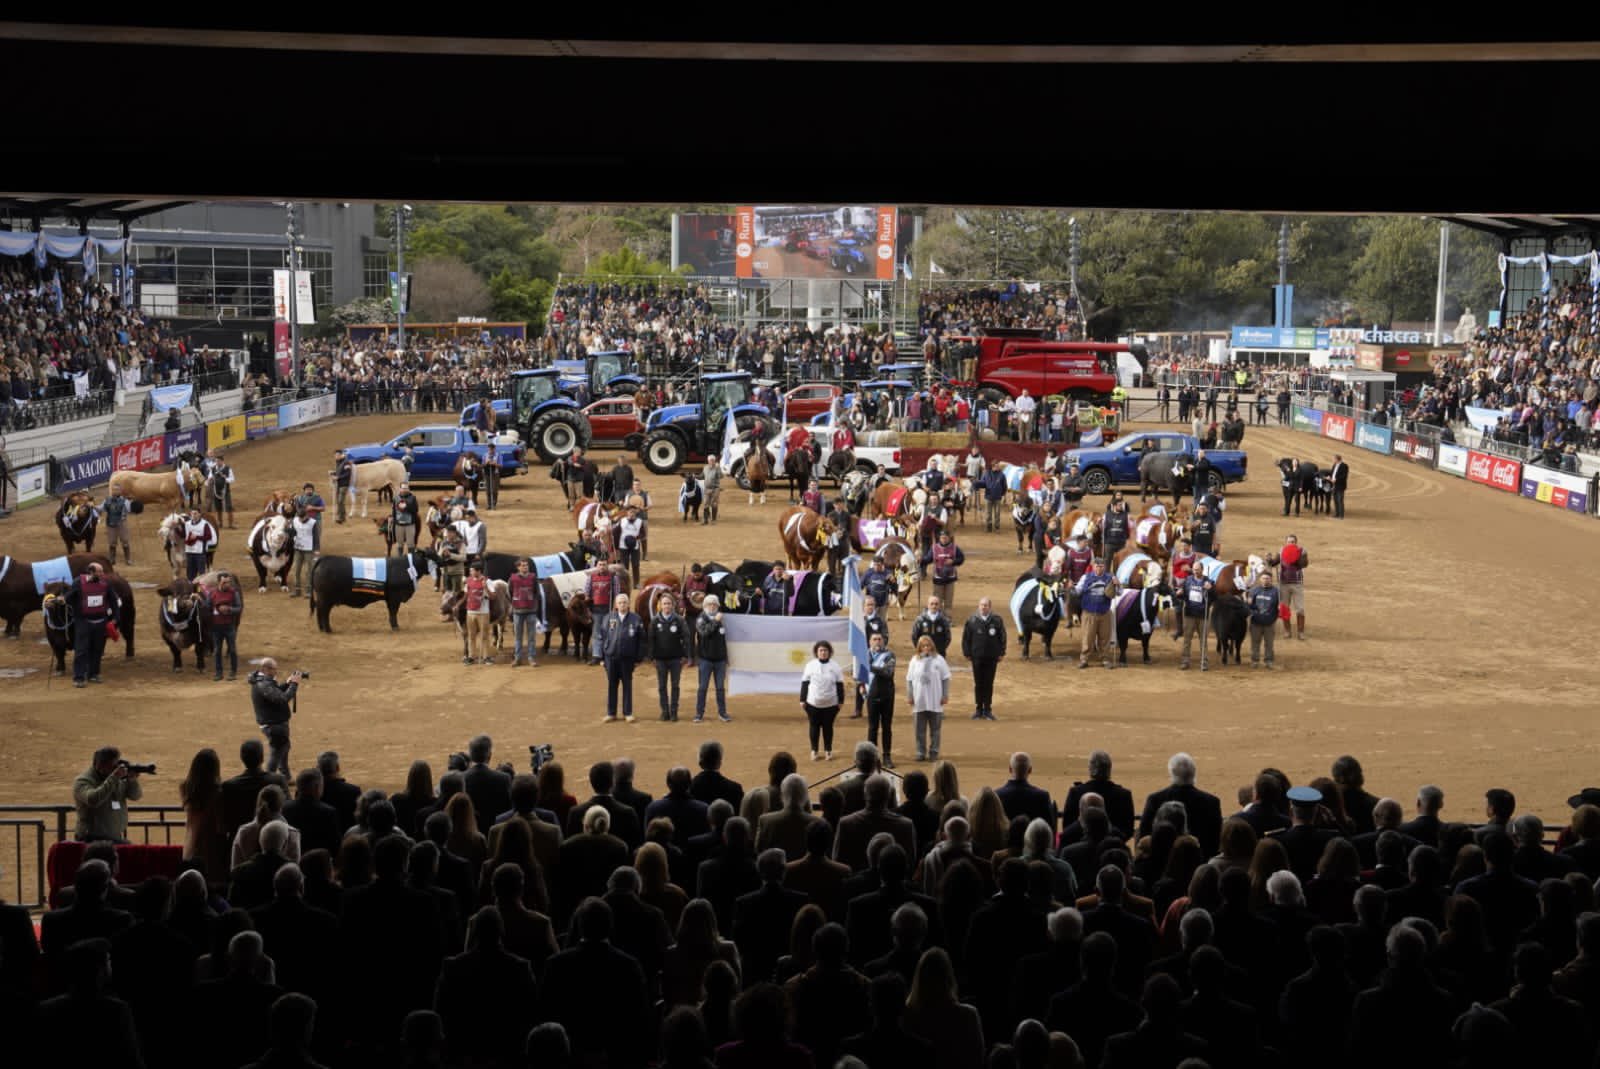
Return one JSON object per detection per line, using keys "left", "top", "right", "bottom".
{"left": 1348, "top": 217, "right": 1439, "bottom": 325}
{"left": 582, "top": 246, "right": 684, "bottom": 279}
{"left": 408, "top": 256, "right": 491, "bottom": 321}
{"left": 489, "top": 269, "right": 552, "bottom": 331}
{"left": 318, "top": 296, "right": 392, "bottom": 339}
{"left": 1447, "top": 225, "right": 1502, "bottom": 328}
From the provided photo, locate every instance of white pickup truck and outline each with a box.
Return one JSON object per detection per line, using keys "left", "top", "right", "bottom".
{"left": 726, "top": 423, "right": 903, "bottom": 489}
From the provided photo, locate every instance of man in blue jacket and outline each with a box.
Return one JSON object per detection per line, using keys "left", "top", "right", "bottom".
{"left": 1075, "top": 558, "right": 1119, "bottom": 671}
{"left": 1178, "top": 570, "right": 1214, "bottom": 672}
{"left": 601, "top": 593, "right": 646, "bottom": 724}
{"left": 1247, "top": 572, "right": 1280, "bottom": 670}
{"left": 982, "top": 467, "right": 1008, "bottom": 532}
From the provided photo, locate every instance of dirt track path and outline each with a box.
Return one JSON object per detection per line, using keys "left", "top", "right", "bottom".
{"left": 2, "top": 414, "right": 1596, "bottom": 841}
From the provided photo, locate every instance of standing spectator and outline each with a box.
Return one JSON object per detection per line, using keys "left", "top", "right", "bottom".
{"left": 1075, "top": 557, "right": 1118, "bottom": 671}
{"left": 73, "top": 746, "right": 143, "bottom": 842}
{"left": 1246, "top": 571, "right": 1279, "bottom": 670}
{"left": 507, "top": 557, "right": 540, "bottom": 668}
{"left": 861, "top": 633, "right": 898, "bottom": 769}
{"left": 601, "top": 593, "right": 646, "bottom": 723}
{"left": 1139, "top": 754, "right": 1225, "bottom": 858}
{"left": 391, "top": 481, "right": 420, "bottom": 555}
{"left": 1330, "top": 454, "right": 1350, "bottom": 519}
{"left": 180, "top": 748, "right": 228, "bottom": 886}
{"left": 1176, "top": 567, "right": 1213, "bottom": 672}
{"left": 101, "top": 485, "right": 132, "bottom": 566}
{"left": 1278, "top": 534, "right": 1308, "bottom": 641}
{"left": 248, "top": 660, "right": 299, "bottom": 777}
{"left": 453, "top": 505, "right": 488, "bottom": 570}
{"left": 1100, "top": 495, "right": 1130, "bottom": 566}
{"left": 617, "top": 505, "right": 645, "bottom": 586}
{"left": 333, "top": 450, "right": 353, "bottom": 524}
{"left": 923, "top": 530, "right": 965, "bottom": 610}
{"left": 694, "top": 595, "right": 731, "bottom": 724}
{"left": 203, "top": 572, "right": 244, "bottom": 681}
{"left": 1014, "top": 389, "right": 1037, "bottom": 443}
{"left": 801, "top": 639, "right": 846, "bottom": 762}
{"left": 69, "top": 562, "right": 120, "bottom": 688}
{"left": 902, "top": 947, "right": 986, "bottom": 1069}
{"left": 909, "top": 596, "right": 952, "bottom": 658}
{"left": 584, "top": 563, "right": 618, "bottom": 666}
{"left": 461, "top": 563, "right": 493, "bottom": 665}
{"left": 651, "top": 592, "right": 690, "bottom": 722}
{"left": 462, "top": 736, "right": 511, "bottom": 836}
{"left": 906, "top": 636, "right": 951, "bottom": 763}
{"left": 180, "top": 506, "right": 217, "bottom": 580}
{"left": 701, "top": 455, "right": 722, "bottom": 525}
{"left": 961, "top": 596, "right": 1006, "bottom": 721}
{"left": 289, "top": 507, "right": 317, "bottom": 598}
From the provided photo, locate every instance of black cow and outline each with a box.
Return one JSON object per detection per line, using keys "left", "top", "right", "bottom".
{"left": 789, "top": 570, "right": 841, "bottom": 617}
{"left": 156, "top": 577, "right": 208, "bottom": 673}
{"left": 1012, "top": 569, "right": 1066, "bottom": 660}
{"left": 1211, "top": 594, "right": 1249, "bottom": 666}
{"left": 701, "top": 559, "right": 770, "bottom": 614}
{"left": 1114, "top": 585, "right": 1175, "bottom": 665}
{"left": 40, "top": 581, "right": 73, "bottom": 675}
{"left": 308, "top": 549, "right": 437, "bottom": 632}
{"left": 479, "top": 544, "right": 597, "bottom": 584}
{"left": 1139, "top": 451, "right": 1195, "bottom": 506}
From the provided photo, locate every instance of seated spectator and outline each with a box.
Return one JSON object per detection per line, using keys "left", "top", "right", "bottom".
{"left": 713, "top": 981, "right": 811, "bottom": 1069}
{"left": 433, "top": 906, "right": 538, "bottom": 1065}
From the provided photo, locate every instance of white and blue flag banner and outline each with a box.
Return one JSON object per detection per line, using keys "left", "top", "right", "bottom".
{"left": 1463, "top": 406, "right": 1510, "bottom": 434}
{"left": 724, "top": 614, "right": 848, "bottom": 696}
{"left": 843, "top": 554, "right": 870, "bottom": 686}
{"left": 150, "top": 384, "right": 195, "bottom": 412}
{"left": 1079, "top": 426, "right": 1103, "bottom": 447}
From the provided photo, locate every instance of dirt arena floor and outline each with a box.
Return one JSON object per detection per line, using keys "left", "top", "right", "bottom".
{"left": 4, "top": 414, "right": 1598, "bottom": 870}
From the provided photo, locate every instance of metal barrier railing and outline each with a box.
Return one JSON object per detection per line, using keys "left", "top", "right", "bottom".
{"left": 0, "top": 804, "right": 186, "bottom": 910}
{"left": 0, "top": 389, "right": 117, "bottom": 435}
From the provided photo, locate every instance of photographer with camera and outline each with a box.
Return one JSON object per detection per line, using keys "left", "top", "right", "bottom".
{"left": 249, "top": 658, "right": 304, "bottom": 777}
{"left": 72, "top": 745, "right": 146, "bottom": 842}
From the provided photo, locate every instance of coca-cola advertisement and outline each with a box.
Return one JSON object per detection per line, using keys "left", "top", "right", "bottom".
{"left": 1466, "top": 450, "right": 1521, "bottom": 493}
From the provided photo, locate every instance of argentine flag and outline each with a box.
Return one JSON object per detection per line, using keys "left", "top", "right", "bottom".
{"left": 725, "top": 615, "right": 849, "bottom": 696}
{"left": 774, "top": 396, "right": 789, "bottom": 470}
{"left": 1079, "top": 426, "right": 1103, "bottom": 448}
{"left": 843, "top": 555, "right": 870, "bottom": 687}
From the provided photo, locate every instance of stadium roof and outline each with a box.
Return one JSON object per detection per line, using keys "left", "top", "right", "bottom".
{"left": 0, "top": 195, "right": 191, "bottom": 228}
{"left": 2, "top": 21, "right": 1598, "bottom": 212}
{"left": 1438, "top": 215, "right": 1600, "bottom": 238}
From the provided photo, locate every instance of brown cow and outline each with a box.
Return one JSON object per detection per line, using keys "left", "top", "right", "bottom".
{"left": 632, "top": 572, "right": 682, "bottom": 618}
{"left": 156, "top": 577, "right": 208, "bottom": 673}
{"left": 1060, "top": 509, "right": 1102, "bottom": 546}
{"left": 109, "top": 466, "right": 204, "bottom": 514}
{"left": 777, "top": 507, "right": 833, "bottom": 571}
{"left": 55, "top": 492, "right": 99, "bottom": 554}
{"left": 439, "top": 578, "right": 512, "bottom": 661}
{"left": 1129, "top": 510, "right": 1185, "bottom": 563}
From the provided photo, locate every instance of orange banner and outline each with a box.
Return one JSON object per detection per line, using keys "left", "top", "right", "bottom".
{"left": 734, "top": 207, "right": 756, "bottom": 278}
{"left": 874, "top": 206, "right": 898, "bottom": 280}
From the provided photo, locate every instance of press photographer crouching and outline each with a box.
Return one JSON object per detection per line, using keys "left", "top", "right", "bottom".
{"left": 249, "top": 659, "right": 306, "bottom": 777}
{"left": 72, "top": 745, "right": 149, "bottom": 842}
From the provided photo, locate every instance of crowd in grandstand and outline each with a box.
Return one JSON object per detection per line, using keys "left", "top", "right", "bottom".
{"left": 299, "top": 338, "right": 528, "bottom": 415}
{"left": 919, "top": 284, "right": 1085, "bottom": 359}
{"left": 14, "top": 736, "right": 1600, "bottom": 1068}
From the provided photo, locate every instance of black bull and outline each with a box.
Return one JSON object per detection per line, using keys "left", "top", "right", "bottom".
{"left": 309, "top": 550, "right": 437, "bottom": 632}
{"left": 1013, "top": 570, "right": 1066, "bottom": 659}
{"left": 0, "top": 553, "right": 136, "bottom": 656}
{"left": 1114, "top": 585, "right": 1176, "bottom": 665}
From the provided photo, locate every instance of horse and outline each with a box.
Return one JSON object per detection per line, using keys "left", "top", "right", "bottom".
{"left": 247, "top": 514, "right": 295, "bottom": 593}
{"left": 343, "top": 458, "right": 407, "bottom": 519}
{"left": 109, "top": 466, "right": 204, "bottom": 515}
{"left": 1139, "top": 451, "right": 1195, "bottom": 506}
{"left": 156, "top": 576, "right": 209, "bottom": 673}
{"left": 871, "top": 540, "right": 919, "bottom": 620}
{"left": 40, "top": 581, "right": 73, "bottom": 675}
{"left": 782, "top": 444, "right": 814, "bottom": 503}
{"left": 1010, "top": 569, "right": 1066, "bottom": 660}
{"left": 745, "top": 442, "right": 771, "bottom": 505}
{"left": 55, "top": 492, "right": 99, "bottom": 554}
{"left": 1130, "top": 510, "right": 1184, "bottom": 563}
{"left": 1114, "top": 585, "right": 1177, "bottom": 665}
{"left": 0, "top": 554, "right": 136, "bottom": 655}
{"left": 778, "top": 507, "right": 834, "bottom": 572}
{"left": 451, "top": 455, "right": 483, "bottom": 505}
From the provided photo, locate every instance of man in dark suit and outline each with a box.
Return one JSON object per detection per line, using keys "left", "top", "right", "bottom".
{"left": 1138, "top": 753, "right": 1224, "bottom": 858}
{"left": 1349, "top": 926, "right": 1456, "bottom": 1065}
{"left": 643, "top": 766, "right": 711, "bottom": 847}
{"left": 338, "top": 836, "right": 443, "bottom": 1045}
{"left": 1011, "top": 905, "right": 1081, "bottom": 1026}
{"left": 697, "top": 816, "right": 761, "bottom": 934}
{"left": 833, "top": 775, "right": 916, "bottom": 871}
{"left": 249, "top": 862, "right": 338, "bottom": 1002}
{"left": 40, "top": 861, "right": 131, "bottom": 979}
{"left": 1046, "top": 932, "right": 1144, "bottom": 1069}
{"left": 226, "top": 819, "right": 294, "bottom": 910}
{"left": 36, "top": 938, "right": 143, "bottom": 1062}
{"left": 896, "top": 771, "right": 939, "bottom": 859}
{"left": 839, "top": 973, "right": 935, "bottom": 1069}
{"left": 1398, "top": 784, "right": 1445, "bottom": 846}
{"left": 316, "top": 750, "right": 362, "bottom": 832}
{"left": 865, "top": 900, "right": 930, "bottom": 987}
{"left": 282, "top": 768, "right": 342, "bottom": 857}
{"left": 1350, "top": 797, "right": 1421, "bottom": 869}
{"left": 689, "top": 740, "right": 744, "bottom": 809}
{"left": 844, "top": 844, "right": 940, "bottom": 968}
{"left": 194, "top": 930, "right": 284, "bottom": 1068}
{"left": 612, "top": 758, "right": 653, "bottom": 828}
{"left": 221, "top": 738, "right": 287, "bottom": 837}
{"left": 566, "top": 761, "right": 643, "bottom": 850}
{"left": 488, "top": 773, "right": 563, "bottom": 875}
{"left": 432, "top": 906, "right": 538, "bottom": 1066}
{"left": 108, "top": 877, "right": 193, "bottom": 1068}
{"left": 53, "top": 841, "right": 137, "bottom": 912}
{"left": 1230, "top": 773, "right": 1290, "bottom": 838}
{"left": 423, "top": 810, "right": 477, "bottom": 920}
{"left": 462, "top": 734, "right": 513, "bottom": 836}
{"left": 409, "top": 841, "right": 464, "bottom": 952}
{"left": 995, "top": 751, "right": 1058, "bottom": 830}
{"left": 1060, "top": 806, "right": 1122, "bottom": 894}
{"left": 786, "top": 819, "right": 852, "bottom": 921}
{"left": 966, "top": 859, "right": 1047, "bottom": 1039}
{"left": 1267, "top": 786, "right": 1342, "bottom": 881}
{"left": 734, "top": 848, "right": 809, "bottom": 985}
{"left": 558, "top": 805, "right": 631, "bottom": 923}
{"left": 541, "top": 899, "right": 651, "bottom": 1068}
{"left": 601, "top": 866, "right": 672, "bottom": 988}
{"left": 756, "top": 773, "right": 821, "bottom": 861}
{"left": 1456, "top": 831, "right": 1540, "bottom": 956}
{"left": 1061, "top": 750, "right": 1137, "bottom": 841}
{"left": 1100, "top": 973, "right": 1208, "bottom": 1069}
{"left": 838, "top": 743, "right": 883, "bottom": 815}
{"left": 1081, "top": 866, "right": 1157, "bottom": 997}
{"left": 1329, "top": 453, "right": 1349, "bottom": 518}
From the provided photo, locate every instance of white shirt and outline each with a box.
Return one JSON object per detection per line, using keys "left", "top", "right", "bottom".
{"left": 182, "top": 518, "right": 217, "bottom": 553}
{"left": 453, "top": 519, "right": 487, "bottom": 554}
{"left": 618, "top": 516, "right": 645, "bottom": 550}
{"left": 292, "top": 516, "right": 318, "bottom": 551}
{"left": 801, "top": 658, "right": 845, "bottom": 709}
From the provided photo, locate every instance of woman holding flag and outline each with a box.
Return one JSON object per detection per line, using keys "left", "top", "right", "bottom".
{"left": 799, "top": 640, "right": 846, "bottom": 762}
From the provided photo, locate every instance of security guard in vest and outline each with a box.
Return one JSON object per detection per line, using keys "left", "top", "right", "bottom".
{"left": 1110, "top": 383, "right": 1128, "bottom": 420}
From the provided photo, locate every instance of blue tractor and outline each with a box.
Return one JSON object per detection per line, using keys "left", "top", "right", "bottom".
{"left": 637, "top": 371, "right": 776, "bottom": 476}
{"left": 510, "top": 368, "right": 593, "bottom": 462}
{"left": 552, "top": 349, "right": 645, "bottom": 399}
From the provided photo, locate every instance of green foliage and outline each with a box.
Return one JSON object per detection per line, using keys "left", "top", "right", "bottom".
{"left": 581, "top": 246, "right": 686, "bottom": 279}
{"left": 1347, "top": 217, "right": 1440, "bottom": 324}
{"left": 489, "top": 270, "right": 553, "bottom": 332}
{"left": 319, "top": 296, "right": 392, "bottom": 338}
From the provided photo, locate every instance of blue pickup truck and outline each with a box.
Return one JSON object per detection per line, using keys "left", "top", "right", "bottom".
{"left": 343, "top": 425, "right": 527, "bottom": 483}
{"left": 1064, "top": 431, "right": 1247, "bottom": 495}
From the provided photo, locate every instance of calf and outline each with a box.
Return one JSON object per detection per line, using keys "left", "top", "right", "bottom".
{"left": 1211, "top": 594, "right": 1249, "bottom": 666}
{"left": 156, "top": 578, "right": 208, "bottom": 673}
{"left": 440, "top": 579, "right": 512, "bottom": 660}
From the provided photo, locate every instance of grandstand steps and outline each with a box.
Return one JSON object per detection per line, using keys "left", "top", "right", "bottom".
{"left": 102, "top": 389, "right": 151, "bottom": 451}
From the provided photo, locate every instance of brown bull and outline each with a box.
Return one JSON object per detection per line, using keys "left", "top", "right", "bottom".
{"left": 56, "top": 492, "right": 99, "bottom": 554}
{"left": 778, "top": 506, "right": 833, "bottom": 571}
{"left": 1130, "top": 510, "right": 1185, "bottom": 562}
{"left": 869, "top": 482, "right": 926, "bottom": 523}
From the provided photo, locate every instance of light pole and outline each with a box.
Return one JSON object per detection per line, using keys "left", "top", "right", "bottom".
{"left": 393, "top": 204, "right": 412, "bottom": 352}
{"left": 285, "top": 203, "right": 302, "bottom": 389}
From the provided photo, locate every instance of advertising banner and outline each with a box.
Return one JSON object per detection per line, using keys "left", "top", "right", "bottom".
{"left": 1520, "top": 468, "right": 1592, "bottom": 514}
{"left": 1391, "top": 431, "right": 1438, "bottom": 468}
{"left": 56, "top": 448, "right": 115, "bottom": 492}
{"left": 277, "top": 392, "right": 336, "bottom": 430}
{"left": 16, "top": 463, "right": 47, "bottom": 506}
{"left": 164, "top": 428, "right": 205, "bottom": 463}
{"left": 273, "top": 321, "right": 292, "bottom": 381}
{"left": 149, "top": 383, "right": 194, "bottom": 412}
{"left": 1321, "top": 413, "right": 1356, "bottom": 443}
{"left": 1231, "top": 326, "right": 1277, "bottom": 347}
{"left": 273, "top": 269, "right": 291, "bottom": 321}
{"left": 207, "top": 416, "right": 247, "bottom": 452}
{"left": 1467, "top": 449, "right": 1521, "bottom": 494}
{"left": 1229, "top": 326, "right": 1333, "bottom": 350}
{"left": 735, "top": 205, "right": 898, "bottom": 280}
{"left": 1355, "top": 422, "right": 1392, "bottom": 455}
{"left": 1463, "top": 406, "right": 1510, "bottom": 434}
{"left": 1292, "top": 407, "right": 1324, "bottom": 433}
{"left": 114, "top": 435, "right": 167, "bottom": 472}
{"left": 1438, "top": 443, "right": 1469, "bottom": 477}
{"left": 245, "top": 408, "right": 279, "bottom": 439}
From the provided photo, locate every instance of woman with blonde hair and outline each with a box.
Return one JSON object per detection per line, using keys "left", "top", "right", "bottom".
{"left": 927, "top": 760, "right": 965, "bottom": 812}
{"left": 902, "top": 947, "right": 985, "bottom": 1069}
{"left": 636, "top": 841, "right": 688, "bottom": 930}
{"left": 968, "top": 787, "right": 1009, "bottom": 859}
{"left": 906, "top": 635, "right": 952, "bottom": 762}
{"left": 445, "top": 793, "right": 487, "bottom": 871}
{"left": 661, "top": 897, "right": 742, "bottom": 1007}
